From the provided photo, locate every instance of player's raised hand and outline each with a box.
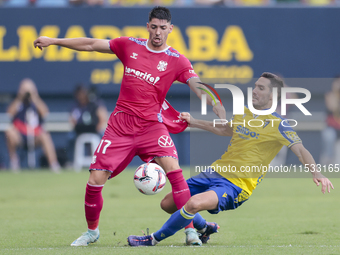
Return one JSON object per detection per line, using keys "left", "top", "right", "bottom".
{"left": 34, "top": 36, "right": 55, "bottom": 50}
{"left": 312, "top": 172, "right": 334, "bottom": 194}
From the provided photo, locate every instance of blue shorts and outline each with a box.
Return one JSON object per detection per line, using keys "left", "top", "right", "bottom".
{"left": 186, "top": 168, "right": 249, "bottom": 214}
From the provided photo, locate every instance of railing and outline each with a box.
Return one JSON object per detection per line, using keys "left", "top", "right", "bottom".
{"left": 0, "top": 111, "right": 326, "bottom": 132}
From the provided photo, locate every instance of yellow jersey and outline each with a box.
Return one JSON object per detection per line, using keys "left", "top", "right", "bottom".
{"left": 211, "top": 106, "right": 301, "bottom": 196}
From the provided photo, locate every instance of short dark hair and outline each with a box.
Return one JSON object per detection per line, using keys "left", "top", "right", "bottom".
{"left": 74, "top": 83, "right": 87, "bottom": 97}
{"left": 149, "top": 6, "right": 171, "bottom": 23}
{"left": 260, "top": 72, "right": 284, "bottom": 100}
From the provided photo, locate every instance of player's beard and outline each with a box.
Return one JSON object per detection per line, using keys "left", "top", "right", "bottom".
{"left": 252, "top": 98, "right": 262, "bottom": 109}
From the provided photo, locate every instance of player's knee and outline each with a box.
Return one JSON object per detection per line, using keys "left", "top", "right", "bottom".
{"left": 88, "top": 170, "right": 110, "bottom": 186}
{"left": 185, "top": 197, "right": 202, "bottom": 214}
{"left": 155, "top": 157, "right": 180, "bottom": 173}
{"left": 160, "top": 193, "right": 177, "bottom": 214}
{"left": 160, "top": 198, "right": 171, "bottom": 213}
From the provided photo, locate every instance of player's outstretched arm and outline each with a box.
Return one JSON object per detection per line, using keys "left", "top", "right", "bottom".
{"left": 290, "top": 143, "right": 334, "bottom": 194}
{"left": 34, "top": 36, "right": 112, "bottom": 53}
{"left": 187, "top": 77, "right": 226, "bottom": 120}
{"left": 180, "top": 112, "right": 233, "bottom": 136}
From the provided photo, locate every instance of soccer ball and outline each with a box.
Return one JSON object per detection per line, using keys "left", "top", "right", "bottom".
{"left": 133, "top": 163, "right": 166, "bottom": 195}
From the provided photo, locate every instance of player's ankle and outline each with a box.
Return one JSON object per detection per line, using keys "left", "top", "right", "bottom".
{"left": 197, "top": 225, "right": 207, "bottom": 234}
{"left": 88, "top": 228, "right": 99, "bottom": 236}
{"left": 151, "top": 233, "right": 159, "bottom": 245}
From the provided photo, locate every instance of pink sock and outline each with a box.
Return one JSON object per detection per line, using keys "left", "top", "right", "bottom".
{"left": 166, "top": 169, "right": 194, "bottom": 229}
{"left": 85, "top": 183, "right": 104, "bottom": 230}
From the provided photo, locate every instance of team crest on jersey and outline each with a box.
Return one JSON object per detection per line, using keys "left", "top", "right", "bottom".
{"left": 284, "top": 131, "right": 301, "bottom": 143}
{"left": 157, "top": 61, "right": 168, "bottom": 72}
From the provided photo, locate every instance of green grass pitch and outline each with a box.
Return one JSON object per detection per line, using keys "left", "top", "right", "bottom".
{"left": 0, "top": 168, "right": 339, "bottom": 255}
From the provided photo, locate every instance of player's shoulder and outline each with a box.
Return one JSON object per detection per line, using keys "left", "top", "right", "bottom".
{"left": 111, "top": 36, "right": 147, "bottom": 45}
{"left": 164, "top": 47, "right": 181, "bottom": 58}
{"left": 269, "top": 112, "right": 296, "bottom": 133}
{"left": 270, "top": 111, "right": 286, "bottom": 122}
{"left": 125, "top": 37, "right": 148, "bottom": 46}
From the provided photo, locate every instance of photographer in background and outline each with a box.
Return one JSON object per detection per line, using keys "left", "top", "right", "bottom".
{"left": 5, "top": 78, "right": 60, "bottom": 172}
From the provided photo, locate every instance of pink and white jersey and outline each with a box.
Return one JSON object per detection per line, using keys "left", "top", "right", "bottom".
{"left": 109, "top": 37, "right": 198, "bottom": 121}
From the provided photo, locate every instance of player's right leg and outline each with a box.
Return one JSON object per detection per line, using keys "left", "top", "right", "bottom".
{"left": 155, "top": 155, "right": 202, "bottom": 245}
{"left": 72, "top": 111, "right": 137, "bottom": 246}
{"left": 160, "top": 191, "right": 203, "bottom": 245}
{"left": 160, "top": 174, "right": 221, "bottom": 244}
{"left": 71, "top": 170, "right": 110, "bottom": 246}
{"left": 128, "top": 190, "right": 219, "bottom": 246}
{"left": 138, "top": 122, "right": 200, "bottom": 244}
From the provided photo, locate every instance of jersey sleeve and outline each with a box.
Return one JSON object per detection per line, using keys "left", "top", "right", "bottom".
{"left": 175, "top": 55, "right": 198, "bottom": 84}
{"left": 109, "top": 37, "right": 128, "bottom": 60}
{"left": 277, "top": 122, "right": 302, "bottom": 148}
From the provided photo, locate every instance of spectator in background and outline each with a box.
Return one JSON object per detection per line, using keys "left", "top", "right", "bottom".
{"left": 5, "top": 78, "right": 60, "bottom": 172}
{"left": 67, "top": 84, "right": 108, "bottom": 164}
{"left": 320, "top": 76, "right": 340, "bottom": 165}
{"left": 70, "top": 84, "right": 107, "bottom": 137}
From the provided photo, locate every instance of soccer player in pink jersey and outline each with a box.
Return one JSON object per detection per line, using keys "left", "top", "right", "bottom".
{"left": 34, "top": 6, "right": 225, "bottom": 246}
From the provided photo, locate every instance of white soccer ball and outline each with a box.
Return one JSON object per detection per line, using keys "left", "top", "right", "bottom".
{"left": 133, "top": 163, "right": 166, "bottom": 195}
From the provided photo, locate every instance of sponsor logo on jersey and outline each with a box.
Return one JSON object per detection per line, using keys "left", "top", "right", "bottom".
{"left": 158, "top": 135, "right": 174, "bottom": 147}
{"left": 157, "top": 60, "right": 168, "bottom": 71}
{"left": 125, "top": 66, "right": 160, "bottom": 85}
{"left": 222, "top": 192, "right": 228, "bottom": 198}
{"left": 236, "top": 125, "right": 259, "bottom": 139}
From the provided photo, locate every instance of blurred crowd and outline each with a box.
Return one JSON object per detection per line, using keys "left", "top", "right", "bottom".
{"left": 2, "top": 76, "right": 340, "bottom": 172}
{"left": 1, "top": 0, "right": 340, "bottom": 7}
{"left": 2, "top": 78, "right": 108, "bottom": 172}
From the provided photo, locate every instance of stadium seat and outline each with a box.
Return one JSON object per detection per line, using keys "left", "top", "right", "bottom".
{"left": 73, "top": 133, "right": 100, "bottom": 172}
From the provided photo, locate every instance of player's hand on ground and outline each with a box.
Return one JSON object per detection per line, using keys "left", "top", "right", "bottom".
{"left": 180, "top": 112, "right": 194, "bottom": 126}
{"left": 34, "top": 36, "right": 54, "bottom": 50}
{"left": 312, "top": 172, "right": 334, "bottom": 194}
{"left": 213, "top": 102, "right": 226, "bottom": 120}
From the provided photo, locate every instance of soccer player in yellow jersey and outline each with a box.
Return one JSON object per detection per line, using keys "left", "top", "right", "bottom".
{"left": 127, "top": 72, "right": 334, "bottom": 246}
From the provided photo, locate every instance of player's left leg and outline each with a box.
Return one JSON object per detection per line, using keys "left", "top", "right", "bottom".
{"left": 128, "top": 190, "right": 219, "bottom": 246}
{"left": 154, "top": 156, "right": 201, "bottom": 245}
{"left": 155, "top": 157, "right": 191, "bottom": 213}
{"left": 160, "top": 175, "right": 218, "bottom": 245}
{"left": 138, "top": 122, "right": 199, "bottom": 244}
